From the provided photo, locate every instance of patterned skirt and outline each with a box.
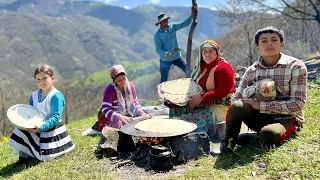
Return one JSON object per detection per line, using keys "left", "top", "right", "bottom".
{"left": 169, "top": 95, "right": 232, "bottom": 136}
{"left": 8, "top": 121, "right": 75, "bottom": 161}
{"left": 169, "top": 105, "right": 215, "bottom": 135}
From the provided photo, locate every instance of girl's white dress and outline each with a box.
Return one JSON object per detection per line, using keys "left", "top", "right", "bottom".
{"left": 8, "top": 88, "right": 75, "bottom": 161}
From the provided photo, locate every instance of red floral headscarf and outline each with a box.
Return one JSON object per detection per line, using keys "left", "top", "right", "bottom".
{"left": 109, "top": 65, "right": 126, "bottom": 80}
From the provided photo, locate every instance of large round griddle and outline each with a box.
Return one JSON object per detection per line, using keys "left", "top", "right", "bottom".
{"left": 120, "top": 116, "right": 197, "bottom": 137}
{"left": 7, "top": 104, "right": 45, "bottom": 130}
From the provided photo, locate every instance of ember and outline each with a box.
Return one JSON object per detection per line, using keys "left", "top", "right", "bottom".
{"left": 140, "top": 137, "right": 164, "bottom": 145}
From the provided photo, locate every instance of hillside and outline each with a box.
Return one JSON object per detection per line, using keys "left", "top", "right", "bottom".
{"left": 0, "top": 0, "right": 224, "bottom": 93}
{"left": 0, "top": 13, "right": 149, "bottom": 81}
{"left": 0, "top": 87, "right": 319, "bottom": 179}
{"left": 1, "top": 0, "right": 319, "bottom": 137}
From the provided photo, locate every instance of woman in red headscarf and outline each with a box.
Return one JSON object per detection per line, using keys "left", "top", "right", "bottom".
{"left": 169, "top": 40, "right": 235, "bottom": 138}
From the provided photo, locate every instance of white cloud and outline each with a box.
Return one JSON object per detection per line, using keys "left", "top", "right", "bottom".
{"left": 150, "top": 0, "right": 161, "bottom": 5}
{"left": 123, "top": 5, "right": 130, "bottom": 9}
{"left": 265, "top": 10, "right": 281, "bottom": 15}
{"left": 95, "top": 0, "right": 118, "bottom": 4}
{"left": 198, "top": 5, "right": 217, "bottom": 11}
{"left": 210, "top": 7, "right": 217, "bottom": 11}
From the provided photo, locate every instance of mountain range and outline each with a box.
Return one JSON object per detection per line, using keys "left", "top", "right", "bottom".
{"left": 0, "top": 0, "right": 226, "bottom": 82}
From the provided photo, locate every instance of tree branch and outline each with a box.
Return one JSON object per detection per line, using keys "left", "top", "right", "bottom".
{"left": 252, "top": 0, "right": 320, "bottom": 23}
{"left": 306, "top": 0, "right": 320, "bottom": 22}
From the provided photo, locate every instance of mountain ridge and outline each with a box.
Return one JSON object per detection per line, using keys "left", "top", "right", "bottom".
{"left": 0, "top": 0, "right": 225, "bottom": 81}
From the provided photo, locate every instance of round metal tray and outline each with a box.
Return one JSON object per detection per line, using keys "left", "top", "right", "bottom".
{"left": 7, "top": 104, "right": 45, "bottom": 130}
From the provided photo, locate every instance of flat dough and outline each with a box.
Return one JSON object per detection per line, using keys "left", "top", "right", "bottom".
{"left": 159, "top": 78, "right": 203, "bottom": 105}
{"left": 160, "top": 78, "right": 202, "bottom": 95}
{"left": 135, "top": 118, "right": 195, "bottom": 133}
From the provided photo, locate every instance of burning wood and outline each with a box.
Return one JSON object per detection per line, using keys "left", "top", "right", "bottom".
{"left": 139, "top": 137, "right": 164, "bottom": 145}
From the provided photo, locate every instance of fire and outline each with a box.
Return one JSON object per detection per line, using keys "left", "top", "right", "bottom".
{"left": 140, "top": 137, "right": 163, "bottom": 145}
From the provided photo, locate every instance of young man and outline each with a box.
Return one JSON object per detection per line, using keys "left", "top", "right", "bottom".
{"left": 154, "top": 7, "right": 197, "bottom": 83}
{"left": 217, "top": 26, "right": 307, "bottom": 153}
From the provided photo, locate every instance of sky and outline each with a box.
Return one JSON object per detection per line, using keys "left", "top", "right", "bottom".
{"left": 92, "top": 0, "right": 281, "bottom": 10}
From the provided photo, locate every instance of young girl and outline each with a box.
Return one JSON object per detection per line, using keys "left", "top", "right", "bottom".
{"left": 8, "top": 64, "right": 75, "bottom": 161}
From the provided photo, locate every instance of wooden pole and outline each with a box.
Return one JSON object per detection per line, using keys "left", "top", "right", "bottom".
{"left": 186, "top": 0, "right": 198, "bottom": 77}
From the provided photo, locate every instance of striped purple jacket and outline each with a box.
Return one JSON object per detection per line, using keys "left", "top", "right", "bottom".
{"left": 101, "top": 81, "right": 145, "bottom": 128}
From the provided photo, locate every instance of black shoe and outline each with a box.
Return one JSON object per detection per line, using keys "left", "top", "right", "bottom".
{"left": 17, "top": 156, "right": 33, "bottom": 164}
{"left": 236, "top": 133, "right": 259, "bottom": 147}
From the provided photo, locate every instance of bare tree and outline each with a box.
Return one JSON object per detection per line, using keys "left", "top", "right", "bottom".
{"left": 216, "top": 2, "right": 279, "bottom": 66}
{"left": 55, "top": 79, "right": 71, "bottom": 124}
{"left": 224, "top": 0, "right": 320, "bottom": 23}
{"left": 218, "top": 0, "right": 320, "bottom": 64}
{"left": 0, "top": 77, "right": 12, "bottom": 136}
{"left": 250, "top": 0, "right": 320, "bottom": 23}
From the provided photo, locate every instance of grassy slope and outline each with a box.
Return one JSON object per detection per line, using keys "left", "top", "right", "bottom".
{"left": 73, "top": 59, "right": 159, "bottom": 85}
{"left": 0, "top": 88, "right": 319, "bottom": 180}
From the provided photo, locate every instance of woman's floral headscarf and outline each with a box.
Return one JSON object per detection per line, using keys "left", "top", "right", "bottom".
{"left": 191, "top": 40, "right": 221, "bottom": 80}
{"left": 110, "top": 65, "right": 126, "bottom": 80}
{"left": 109, "top": 65, "right": 135, "bottom": 116}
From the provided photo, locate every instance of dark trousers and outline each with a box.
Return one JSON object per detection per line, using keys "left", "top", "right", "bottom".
{"left": 226, "top": 100, "right": 297, "bottom": 147}
{"left": 160, "top": 58, "right": 187, "bottom": 83}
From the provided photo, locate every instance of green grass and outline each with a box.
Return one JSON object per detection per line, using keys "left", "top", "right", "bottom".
{"left": 1, "top": 88, "right": 319, "bottom": 179}
{"left": 72, "top": 59, "right": 159, "bottom": 85}
{"left": 123, "top": 59, "right": 158, "bottom": 70}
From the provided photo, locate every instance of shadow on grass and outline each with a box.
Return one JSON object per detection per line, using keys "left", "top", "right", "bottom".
{"left": 213, "top": 132, "right": 300, "bottom": 170}
{"left": 213, "top": 141, "right": 269, "bottom": 170}
{"left": 0, "top": 159, "right": 40, "bottom": 178}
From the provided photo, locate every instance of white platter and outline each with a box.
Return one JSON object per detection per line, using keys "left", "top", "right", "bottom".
{"left": 7, "top": 104, "right": 45, "bottom": 130}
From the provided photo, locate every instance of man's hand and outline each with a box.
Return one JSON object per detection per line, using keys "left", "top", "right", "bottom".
{"left": 27, "top": 126, "right": 40, "bottom": 133}
{"left": 167, "top": 52, "right": 174, "bottom": 58}
{"left": 189, "top": 94, "right": 203, "bottom": 107}
{"left": 242, "top": 99, "right": 260, "bottom": 110}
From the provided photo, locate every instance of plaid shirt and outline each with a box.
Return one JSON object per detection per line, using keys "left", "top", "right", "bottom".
{"left": 234, "top": 53, "right": 307, "bottom": 123}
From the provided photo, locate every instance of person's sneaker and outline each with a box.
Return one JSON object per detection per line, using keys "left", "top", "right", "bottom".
{"left": 82, "top": 128, "right": 101, "bottom": 136}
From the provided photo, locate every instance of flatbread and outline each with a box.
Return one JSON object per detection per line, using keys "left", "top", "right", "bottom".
{"left": 161, "top": 93, "right": 189, "bottom": 106}
{"left": 158, "top": 78, "right": 203, "bottom": 105}
{"left": 160, "top": 78, "right": 202, "bottom": 95}
{"left": 135, "top": 118, "right": 195, "bottom": 133}
{"left": 7, "top": 104, "right": 45, "bottom": 129}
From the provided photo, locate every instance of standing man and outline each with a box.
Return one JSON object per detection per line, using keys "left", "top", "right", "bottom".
{"left": 154, "top": 8, "right": 197, "bottom": 83}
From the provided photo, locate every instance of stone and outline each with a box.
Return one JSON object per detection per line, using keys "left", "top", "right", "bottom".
{"left": 170, "top": 132, "right": 210, "bottom": 163}
{"left": 142, "top": 105, "right": 169, "bottom": 116}
{"left": 258, "top": 162, "right": 268, "bottom": 168}
{"left": 95, "top": 126, "right": 135, "bottom": 159}
{"left": 213, "top": 121, "right": 226, "bottom": 140}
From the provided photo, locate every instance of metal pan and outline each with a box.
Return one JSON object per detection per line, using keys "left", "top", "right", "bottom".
{"left": 7, "top": 104, "right": 46, "bottom": 130}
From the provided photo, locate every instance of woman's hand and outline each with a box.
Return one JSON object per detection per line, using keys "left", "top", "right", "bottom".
{"left": 141, "top": 112, "right": 155, "bottom": 118}
{"left": 27, "top": 125, "right": 40, "bottom": 133}
{"left": 189, "top": 94, "right": 204, "bottom": 107}
{"left": 120, "top": 115, "right": 130, "bottom": 121}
